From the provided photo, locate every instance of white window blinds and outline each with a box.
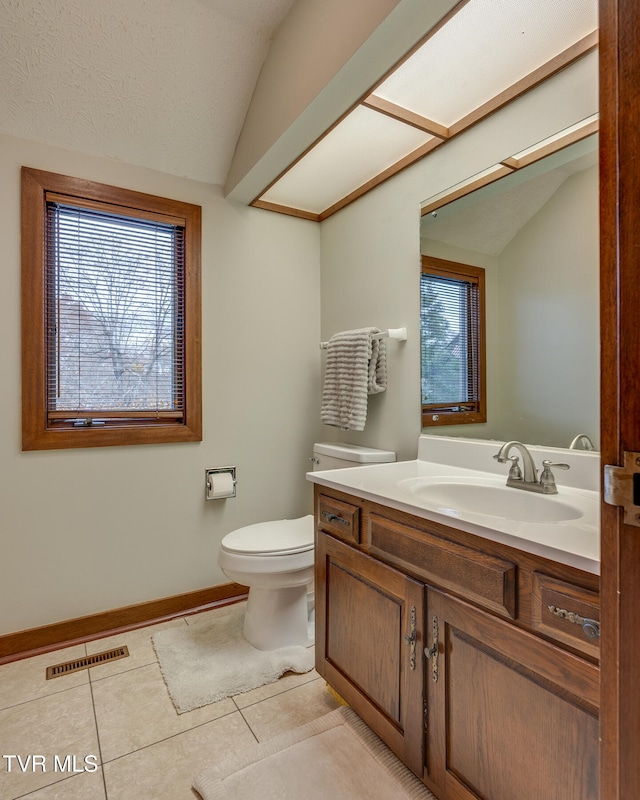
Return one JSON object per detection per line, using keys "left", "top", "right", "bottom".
{"left": 420, "top": 268, "right": 481, "bottom": 412}
{"left": 45, "top": 200, "right": 186, "bottom": 424}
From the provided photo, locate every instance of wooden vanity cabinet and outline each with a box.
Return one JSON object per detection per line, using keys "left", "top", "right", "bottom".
{"left": 314, "top": 486, "right": 600, "bottom": 800}
{"left": 425, "top": 588, "right": 599, "bottom": 800}
{"left": 315, "top": 530, "right": 425, "bottom": 775}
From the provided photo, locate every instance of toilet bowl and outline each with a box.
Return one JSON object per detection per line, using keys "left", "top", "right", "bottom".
{"left": 218, "top": 515, "right": 315, "bottom": 651}
{"left": 218, "top": 442, "right": 396, "bottom": 651}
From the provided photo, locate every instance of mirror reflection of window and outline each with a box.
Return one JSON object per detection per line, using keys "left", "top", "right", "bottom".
{"left": 421, "top": 256, "right": 486, "bottom": 428}
{"left": 419, "top": 134, "right": 599, "bottom": 450}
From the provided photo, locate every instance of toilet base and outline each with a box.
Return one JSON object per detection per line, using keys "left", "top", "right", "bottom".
{"left": 243, "top": 584, "right": 314, "bottom": 651}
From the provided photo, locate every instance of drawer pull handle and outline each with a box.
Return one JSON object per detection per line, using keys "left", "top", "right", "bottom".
{"left": 322, "top": 511, "right": 350, "bottom": 526}
{"left": 547, "top": 604, "right": 600, "bottom": 640}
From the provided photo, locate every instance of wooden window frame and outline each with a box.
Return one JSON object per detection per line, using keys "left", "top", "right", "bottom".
{"left": 21, "top": 167, "right": 202, "bottom": 450}
{"left": 421, "top": 255, "right": 486, "bottom": 428}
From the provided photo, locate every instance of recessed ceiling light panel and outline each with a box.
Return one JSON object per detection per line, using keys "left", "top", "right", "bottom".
{"left": 374, "top": 0, "right": 598, "bottom": 127}
{"left": 260, "top": 106, "right": 435, "bottom": 214}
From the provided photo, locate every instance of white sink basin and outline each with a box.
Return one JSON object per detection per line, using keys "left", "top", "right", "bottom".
{"left": 398, "top": 477, "right": 583, "bottom": 523}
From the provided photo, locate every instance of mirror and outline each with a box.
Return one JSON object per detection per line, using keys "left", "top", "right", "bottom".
{"left": 420, "top": 134, "right": 599, "bottom": 450}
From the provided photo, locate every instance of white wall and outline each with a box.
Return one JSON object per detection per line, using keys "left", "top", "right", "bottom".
{"left": 0, "top": 134, "right": 322, "bottom": 636}
{"left": 495, "top": 166, "right": 599, "bottom": 447}
{"left": 319, "top": 53, "right": 598, "bottom": 461}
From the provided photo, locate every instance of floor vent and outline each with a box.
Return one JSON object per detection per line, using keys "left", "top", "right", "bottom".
{"left": 46, "top": 646, "right": 130, "bottom": 679}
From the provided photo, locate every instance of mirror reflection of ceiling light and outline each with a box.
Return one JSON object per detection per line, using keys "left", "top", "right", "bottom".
{"left": 420, "top": 113, "right": 599, "bottom": 216}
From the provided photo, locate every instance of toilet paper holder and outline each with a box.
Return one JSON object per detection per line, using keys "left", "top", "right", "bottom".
{"left": 205, "top": 467, "right": 237, "bottom": 500}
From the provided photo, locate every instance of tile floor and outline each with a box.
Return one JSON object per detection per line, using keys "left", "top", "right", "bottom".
{"left": 0, "top": 604, "right": 341, "bottom": 799}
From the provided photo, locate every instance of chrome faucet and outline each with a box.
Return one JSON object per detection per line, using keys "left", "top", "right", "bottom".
{"left": 493, "top": 441, "right": 569, "bottom": 494}
{"left": 569, "top": 433, "right": 595, "bottom": 451}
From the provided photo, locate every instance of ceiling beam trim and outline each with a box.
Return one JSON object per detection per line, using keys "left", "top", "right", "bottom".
{"left": 502, "top": 115, "right": 600, "bottom": 170}
{"left": 318, "top": 137, "right": 444, "bottom": 220}
{"left": 251, "top": 200, "right": 320, "bottom": 222}
{"left": 420, "top": 164, "right": 515, "bottom": 216}
{"left": 361, "top": 94, "right": 450, "bottom": 138}
{"left": 448, "top": 30, "right": 599, "bottom": 137}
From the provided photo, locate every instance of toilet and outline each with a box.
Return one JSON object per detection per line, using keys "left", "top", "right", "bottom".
{"left": 218, "top": 442, "right": 396, "bottom": 650}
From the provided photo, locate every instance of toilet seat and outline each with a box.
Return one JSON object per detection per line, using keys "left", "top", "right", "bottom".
{"left": 218, "top": 515, "right": 315, "bottom": 649}
{"left": 221, "top": 515, "right": 314, "bottom": 557}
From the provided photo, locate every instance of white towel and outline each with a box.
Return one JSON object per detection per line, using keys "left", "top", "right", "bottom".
{"left": 321, "top": 327, "right": 387, "bottom": 431}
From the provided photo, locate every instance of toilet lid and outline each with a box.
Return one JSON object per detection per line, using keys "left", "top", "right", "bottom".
{"left": 221, "top": 515, "right": 314, "bottom": 556}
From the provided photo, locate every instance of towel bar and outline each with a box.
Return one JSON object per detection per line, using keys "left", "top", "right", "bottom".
{"left": 320, "top": 327, "right": 407, "bottom": 349}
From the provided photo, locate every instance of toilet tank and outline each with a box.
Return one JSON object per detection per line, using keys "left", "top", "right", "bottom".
{"left": 312, "top": 442, "right": 396, "bottom": 471}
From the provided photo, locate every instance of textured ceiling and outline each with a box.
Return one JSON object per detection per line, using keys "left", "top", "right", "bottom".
{"left": 0, "top": 0, "right": 296, "bottom": 184}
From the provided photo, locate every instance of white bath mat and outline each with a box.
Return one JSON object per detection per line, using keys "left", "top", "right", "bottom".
{"left": 193, "top": 706, "right": 437, "bottom": 800}
{"left": 152, "top": 603, "right": 314, "bottom": 714}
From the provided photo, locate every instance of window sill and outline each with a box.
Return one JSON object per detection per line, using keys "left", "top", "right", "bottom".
{"left": 421, "top": 409, "right": 486, "bottom": 427}
{"left": 22, "top": 422, "right": 202, "bottom": 451}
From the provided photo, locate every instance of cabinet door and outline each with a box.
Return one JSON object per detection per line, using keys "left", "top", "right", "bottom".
{"left": 425, "top": 588, "right": 599, "bottom": 800}
{"left": 316, "top": 531, "right": 424, "bottom": 775}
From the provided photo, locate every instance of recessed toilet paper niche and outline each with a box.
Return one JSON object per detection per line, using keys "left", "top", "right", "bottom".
{"left": 205, "top": 467, "right": 237, "bottom": 500}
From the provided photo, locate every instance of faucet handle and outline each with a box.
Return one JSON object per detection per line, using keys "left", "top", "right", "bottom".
{"left": 541, "top": 460, "right": 570, "bottom": 471}
{"left": 506, "top": 455, "right": 522, "bottom": 480}
{"left": 540, "top": 460, "right": 570, "bottom": 493}
{"left": 494, "top": 452, "right": 522, "bottom": 480}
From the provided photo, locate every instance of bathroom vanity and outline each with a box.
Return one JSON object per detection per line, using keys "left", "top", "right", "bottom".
{"left": 308, "top": 436, "right": 600, "bottom": 800}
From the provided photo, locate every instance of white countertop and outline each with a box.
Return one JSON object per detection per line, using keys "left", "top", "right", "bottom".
{"left": 306, "top": 436, "right": 601, "bottom": 575}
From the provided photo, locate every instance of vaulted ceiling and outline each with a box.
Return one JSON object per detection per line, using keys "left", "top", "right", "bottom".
{"left": 254, "top": 0, "right": 598, "bottom": 220}
{"left": 0, "top": 0, "right": 598, "bottom": 220}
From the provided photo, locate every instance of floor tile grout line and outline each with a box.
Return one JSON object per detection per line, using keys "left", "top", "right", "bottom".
{"left": 86, "top": 648, "right": 110, "bottom": 799}
{"left": 237, "top": 705, "right": 261, "bottom": 743}
{"left": 82, "top": 614, "right": 188, "bottom": 683}
{"left": 233, "top": 673, "right": 321, "bottom": 712}
{"left": 98, "top": 705, "right": 245, "bottom": 766}
{"left": 2, "top": 643, "right": 91, "bottom": 800}
{"left": 0, "top": 679, "right": 94, "bottom": 714}
{"left": 103, "top": 616, "right": 217, "bottom": 762}
{"left": 0, "top": 640, "right": 90, "bottom": 712}
{"left": 0, "top": 668, "right": 319, "bottom": 716}
{"left": 88, "top": 658, "right": 160, "bottom": 683}
{"left": 10, "top": 769, "right": 91, "bottom": 800}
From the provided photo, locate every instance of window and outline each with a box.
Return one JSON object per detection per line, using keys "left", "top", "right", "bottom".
{"left": 420, "top": 255, "right": 486, "bottom": 427}
{"left": 22, "top": 168, "right": 202, "bottom": 450}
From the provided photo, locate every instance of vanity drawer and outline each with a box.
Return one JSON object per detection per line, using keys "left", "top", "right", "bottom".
{"left": 531, "top": 572, "right": 600, "bottom": 658}
{"left": 366, "top": 514, "right": 516, "bottom": 618}
{"left": 317, "top": 495, "right": 360, "bottom": 544}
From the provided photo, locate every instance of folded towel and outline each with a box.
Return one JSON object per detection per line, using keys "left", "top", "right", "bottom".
{"left": 321, "top": 327, "right": 387, "bottom": 431}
